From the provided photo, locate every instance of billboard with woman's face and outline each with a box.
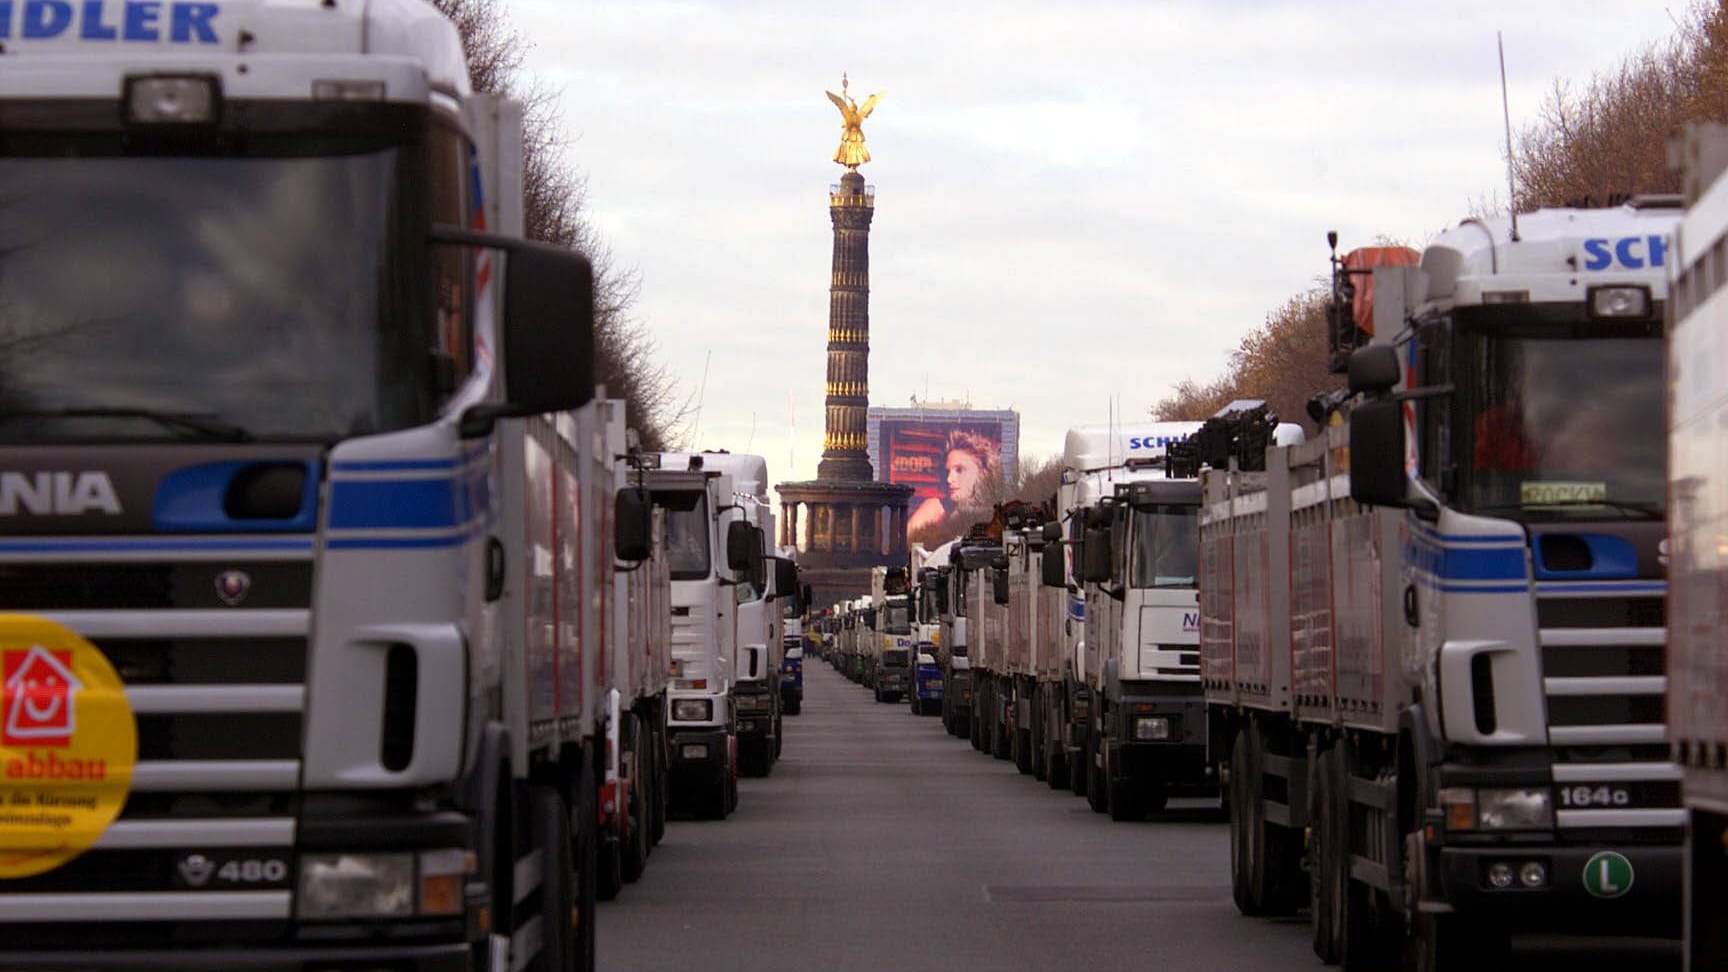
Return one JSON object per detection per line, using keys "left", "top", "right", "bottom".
{"left": 878, "top": 419, "right": 1014, "bottom": 536}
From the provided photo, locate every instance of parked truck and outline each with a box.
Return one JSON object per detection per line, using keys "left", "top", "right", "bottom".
{"left": 1668, "top": 124, "right": 1728, "bottom": 972}
{"left": 1057, "top": 422, "right": 1215, "bottom": 816}
{"left": 688, "top": 453, "right": 786, "bottom": 777}
{"left": 928, "top": 543, "right": 977, "bottom": 736}
{"left": 597, "top": 405, "right": 672, "bottom": 900}
{"left": 1206, "top": 210, "right": 1681, "bottom": 968}
{"left": 871, "top": 567, "right": 913, "bottom": 703}
{"left": 0, "top": 3, "right": 619, "bottom": 966}
{"left": 643, "top": 456, "right": 740, "bottom": 819}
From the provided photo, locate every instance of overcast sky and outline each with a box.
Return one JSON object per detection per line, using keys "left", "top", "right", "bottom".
{"left": 513, "top": 0, "right": 1681, "bottom": 493}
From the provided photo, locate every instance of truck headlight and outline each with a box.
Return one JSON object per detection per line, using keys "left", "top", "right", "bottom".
{"left": 297, "top": 853, "right": 413, "bottom": 919}
{"left": 1133, "top": 717, "right": 1171, "bottom": 741}
{"left": 672, "top": 699, "right": 712, "bottom": 722}
{"left": 1476, "top": 788, "right": 1552, "bottom": 830}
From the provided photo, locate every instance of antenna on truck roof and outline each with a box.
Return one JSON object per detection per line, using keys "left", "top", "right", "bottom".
{"left": 1499, "top": 31, "right": 1521, "bottom": 242}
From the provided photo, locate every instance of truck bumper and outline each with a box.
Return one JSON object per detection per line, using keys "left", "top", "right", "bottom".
{"left": 1438, "top": 842, "right": 1681, "bottom": 937}
{"left": 0, "top": 942, "right": 470, "bottom": 971}
{"left": 668, "top": 727, "right": 730, "bottom": 788}
{"left": 1110, "top": 697, "right": 1212, "bottom": 789}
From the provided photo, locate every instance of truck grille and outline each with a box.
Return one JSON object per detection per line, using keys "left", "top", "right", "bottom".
{"left": 1536, "top": 586, "right": 1682, "bottom": 837}
{"left": 0, "top": 557, "right": 310, "bottom": 934}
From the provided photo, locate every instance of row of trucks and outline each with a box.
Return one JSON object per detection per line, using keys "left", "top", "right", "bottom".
{"left": 822, "top": 568, "right": 916, "bottom": 705}
{"left": 907, "top": 193, "right": 1699, "bottom": 967}
{"left": 0, "top": 2, "right": 805, "bottom": 968}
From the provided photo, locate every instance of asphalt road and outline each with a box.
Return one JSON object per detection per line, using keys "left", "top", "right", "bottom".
{"left": 599, "top": 664, "right": 1679, "bottom": 972}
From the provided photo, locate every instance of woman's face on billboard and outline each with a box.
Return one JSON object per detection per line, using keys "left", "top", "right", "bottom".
{"left": 946, "top": 449, "right": 983, "bottom": 503}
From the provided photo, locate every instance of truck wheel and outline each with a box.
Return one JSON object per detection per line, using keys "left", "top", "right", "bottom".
{"left": 620, "top": 719, "right": 650, "bottom": 884}
{"left": 648, "top": 731, "right": 668, "bottom": 846}
{"left": 1229, "top": 730, "right": 1264, "bottom": 915}
{"left": 572, "top": 759, "right": 599, "bottom": 972}
{"left": 1086, "top": 733, "right": 1109, "bottom": 814}
{"left": 1310, "top": 746, "right": 1343, "bottom": 965}
{"left": 1044, "top": 741, "right": 1068, "bottom": 791}
{"left": 1068, "top": 742, "right": 1087, "bottom": 797}
{"left": 1015, "top": 727, "right": 1035, "bottom": 776}
{"left": 596, "top": 825, "right": 622, "bottom": 901}
{"left": 785, "top": 699, "right": 802, "bottom": 716}
{"left": 529, "top": 786, "right": 575, "bottom": 972}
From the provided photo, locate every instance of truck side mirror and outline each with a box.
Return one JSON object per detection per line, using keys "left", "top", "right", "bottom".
{"left": 801, "top": 583, "right": 813, "bottom": 610}
{"left": 613, "top": 487, "right": 651, "bottom": 562}
{"left": 1082, "top": 527, "right": 1112, "bottom": 584}
{"left": 992, "top": 568, "right": 1010, "bottom": 605}
{"left": 460, "top": 243, "right": 595, "bottom": 437}
{"left": 1348, "top": 345, "right": 1400, "bottom": 395}
{"left": 1041, "top": 522, "right": 1063, "bottom": 543}
{"left": 773, "top": 558, "right": 797, "bottom": 599}
{"left": 1349, "top": 399, "right": 1411, "bottom": 508}
{"left": 1041, "top": 545, "right": 1065, "bottom": 588}
{"left": 749, "top": 526, "right": 767, "bottom": 589}
{"left": 726, "top": 520, "right": 755, "bottom": 572}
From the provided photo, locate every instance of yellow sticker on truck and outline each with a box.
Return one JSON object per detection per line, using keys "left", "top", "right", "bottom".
{"left": 0, "top": 615, "right": 137, "bottom": 878}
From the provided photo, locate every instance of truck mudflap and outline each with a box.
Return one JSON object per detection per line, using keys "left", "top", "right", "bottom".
{"left": 1437, "top": 843, "right": 1681, "bottom": 936}
{"left": 0, "top": 942, "right": 471, "bottom": 971}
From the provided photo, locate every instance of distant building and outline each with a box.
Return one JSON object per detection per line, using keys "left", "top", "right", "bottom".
{"left": 867, "top": 404, "right": 1020, "bottom": 537}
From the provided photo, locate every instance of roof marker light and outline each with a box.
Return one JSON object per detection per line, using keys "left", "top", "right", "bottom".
{"left": 125, "top": 75, "right": 219, "bottom": 125}
{"left": 1588, "top": 285, "right": 1651, "bottom": 319}
{"left": 313, "top": 80, "right": 387, "bottom": 102}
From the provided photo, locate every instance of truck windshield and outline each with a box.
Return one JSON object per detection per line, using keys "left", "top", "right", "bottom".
{"left": 1130, "top": 505, "right": 1199, "bottom": 588}
{"left": 1460, "top": 324, "right": 1663, "bottom": 519}
{"left": 884, "top": 603, "right": 911, "bottom": 633}
{"left": 0, "top": 137, "right": 432, "bottom": 443}
{"left": 881, "top": 648, "right": 910, "bottom": 667}
{"left": 664, "top": 493, "right": 712, "bottom": 580}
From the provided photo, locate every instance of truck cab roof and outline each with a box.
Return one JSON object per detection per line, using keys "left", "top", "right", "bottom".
{"left": 1421, "top": 201, "right": 1682, "bottom": 310}
{"left": 2, "top": 0, "right": 469, "bottom": 102}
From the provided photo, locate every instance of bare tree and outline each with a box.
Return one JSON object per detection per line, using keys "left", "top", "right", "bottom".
{"left": 1154, "top": 289, "right": 1339, "bottom": 433}
{"left": 432, "top": 0, "right": 680, "bottom": 448}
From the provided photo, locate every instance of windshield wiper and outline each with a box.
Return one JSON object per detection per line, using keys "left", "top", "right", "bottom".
{"left": 0, "top": 408, "right": 251, "bottom": 442}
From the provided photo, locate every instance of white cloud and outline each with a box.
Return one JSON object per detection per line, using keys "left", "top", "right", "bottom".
{"left": 512, "top": 0, "right": 1681, "bottom": 492}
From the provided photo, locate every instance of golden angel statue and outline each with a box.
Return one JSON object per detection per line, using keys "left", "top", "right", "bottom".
{"left": 826, "top": 74, "right": 882, "bottom": 169}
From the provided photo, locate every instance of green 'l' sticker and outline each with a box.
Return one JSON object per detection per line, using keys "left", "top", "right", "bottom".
{"left": 1583, "top": 851, "right": 1634, "bottom": 899}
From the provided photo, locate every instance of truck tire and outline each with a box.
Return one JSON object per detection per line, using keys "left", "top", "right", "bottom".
{"left": 1044, "top": 740, "right": 1068, "bottom": 791}
{"left": 1310, "top": 745, "right": 1344, "bottom": 965}
{"left": 648, "top": 727, "right": 668, "bottom": 846}
{"left": 1229, "top": 730, "right": 1264, "bottom": 915}
{"left": 530, "top": 785, "right": 575, "bottom": 972}
{"left": 1013, "top": 725, "right": 1033, "bottom": 776}
{"left": 572, "top": 760, "right": 599, "bottom": 972}
{"left": 1069, "top": 741, "right": 1088, "bottom": 797}
{"left": 785, "top": 698, "right": 802, "bottom": 716}
{"left": 1231, "top": 726, "right": 1304, "bottom": 916}
{"left": 620, "top": 717, "right": 650, "bottom": 884}
{"left": 596, "top": 826, "right": 622, "bottom": 901}
{"left": 1086, "top": 732, "right": 1109, "bottom": 814}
